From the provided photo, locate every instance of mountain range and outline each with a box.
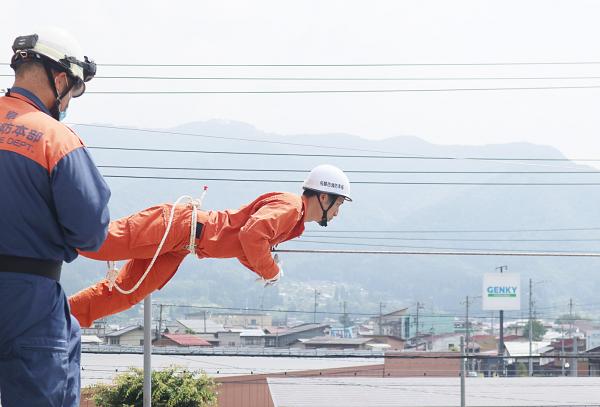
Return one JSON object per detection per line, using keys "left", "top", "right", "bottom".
{"left": 60, "top": 120, "right": 600, "bottom": 322}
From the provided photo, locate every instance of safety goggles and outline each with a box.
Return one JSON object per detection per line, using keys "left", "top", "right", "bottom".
{"left": 60, "top": 55, "right": 96, "bottom": 97}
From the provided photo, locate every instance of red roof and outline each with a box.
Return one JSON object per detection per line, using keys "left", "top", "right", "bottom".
{"left": 163, "top": 333, "right": 211, "bottom": 347}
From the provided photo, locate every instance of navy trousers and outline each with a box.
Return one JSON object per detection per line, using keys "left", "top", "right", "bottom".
{"left": 0, "top": 272, "right": 81, "bottom": 407}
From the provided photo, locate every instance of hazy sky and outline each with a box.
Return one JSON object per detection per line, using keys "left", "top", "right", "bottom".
{"left": 2, "top": 1, "right": 600, "bottom": 160}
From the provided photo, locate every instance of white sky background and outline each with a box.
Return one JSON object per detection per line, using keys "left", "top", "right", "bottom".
{"left": 2, "top": 1, "right": 600, "bottom": 160}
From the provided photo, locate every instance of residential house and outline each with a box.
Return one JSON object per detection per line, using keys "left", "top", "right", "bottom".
{"left": 240, "top": 328, "right": 266, "bottom": 347}
{"left": 292, "top": 336, "right": 376, "bottom": 350}
{"left": 504, "top": 340, "right": 552, "bottom": 376}
{"left": 104, "top": 325, "right": 146, "bottom": 346}
{"left": 330, "top": 325, "right": 358, "bottom": 338}
{"left": 585, "top": 345, "right": 600, "bottom": 376}
{"left": 422, "top": 333, "right": 469, "bottom": 353}
{"left": 80, "top": 319, "right": 108, "bottom": 337}
{"left": 153, "top": 333, "right": 212, "bottom": 347}
{"left": 174, "top": 319, "right": 224, "bottom": 334}
{"left": 217, "top": 331, "right": 242, "bottom": 347}
{"left": 185, "top": 311, "right": 272, "bottom": 328}
{"left": 539, "top": 337, "right": 589, "bottom": 376}
{"left": 471, "top": 334, "right": 498, "bottom": 353}
{"left": 371, "top": 309, "right": 411, "bottom": 339}
{"left": 358, "top": 335, "right": 405, "bottom": 350}
{"left": 264, "top": 323, "right": 330, "bottom": 347}
{"left": 81, "top": 335, "right": 103, "bottom": 345}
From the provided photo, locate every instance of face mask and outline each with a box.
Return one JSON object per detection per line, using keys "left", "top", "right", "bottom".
{"left": 58, "top": 108, "right": 68, "bottom": 121}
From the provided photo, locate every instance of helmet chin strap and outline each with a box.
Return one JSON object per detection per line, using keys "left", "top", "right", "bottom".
{"left": 317, "top": 195, "right": 337, "bottom": 227}
{"left": 42, "top": 63, "right": 72, "bottom": 121}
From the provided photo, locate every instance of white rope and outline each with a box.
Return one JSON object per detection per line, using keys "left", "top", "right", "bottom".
{"left": 106, "top": 187, "right": 208, "bottom": 294}
{"left": 272, "top": 248, "right": 600, "bottom": 257}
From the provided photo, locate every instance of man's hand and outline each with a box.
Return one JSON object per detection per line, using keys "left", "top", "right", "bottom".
{"left": 261, "top": 254, "right": 283, "bottom": 287}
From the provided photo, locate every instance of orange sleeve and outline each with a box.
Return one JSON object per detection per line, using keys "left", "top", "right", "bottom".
{"left": 69, "top": 252, "right": 186, "bottom": 327}
{"left": 238, "top": 201, "right": 299, "bottom": 279}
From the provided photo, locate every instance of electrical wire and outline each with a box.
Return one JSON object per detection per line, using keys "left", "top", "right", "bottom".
{"left": 300, "top": 235, "right": 600, "bottom": 243}
{"left": 11, "top": 60, "right": 600, "bottom": 66}
{"left": 74, "top": 124, "right": 596, "bottom": 170}
{"left": 85, "top": 85, "right": 600, "bottom": 94}
{"left": 100, "top": 173, "right": 600, "bottom": 186}
{"left": 149, "top": 302, "right": 589, "bottom": 320}
{"left": 96, "top": 164, "right": 600, "bottom": 175}
{"left": 6, "top": 73, "right": 600, "bottom": 81}
{"left": 303, "top": 227, "right": 600, "bottom": 233}
{"left": 289, "top": 238, "right": 600, "bottom": 252}
{"left": 86, "top": 144, "right": 600, "bottom": 162}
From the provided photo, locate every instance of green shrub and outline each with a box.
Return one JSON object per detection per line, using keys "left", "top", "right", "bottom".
{"left": 90, "top": 366, "right": 218, "bottom": 407}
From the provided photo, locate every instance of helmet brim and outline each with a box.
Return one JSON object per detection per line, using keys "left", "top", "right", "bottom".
{"left": 303, "top": 187, "right": 352, "bottom": 202}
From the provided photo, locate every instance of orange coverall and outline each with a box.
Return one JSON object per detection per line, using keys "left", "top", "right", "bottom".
{"left": 69, "top": 192, "right": 307, "bottom": 327}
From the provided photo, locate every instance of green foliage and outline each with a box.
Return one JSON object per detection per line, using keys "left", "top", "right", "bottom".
{"left": 90, "top": 366, "right": 217, "bottom": 407}
{"left": 522, "top": 320, "right": 547, "bottom": 341}
{"left": 516, "top": 362, "right": 528, "bottom": 377}
{"left": 339, "top": 312, "right": 354, "bottom": 328}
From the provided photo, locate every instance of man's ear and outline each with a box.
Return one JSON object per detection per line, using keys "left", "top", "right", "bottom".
{"left": 54, "top": 71, "right": 68, "bottom": 92}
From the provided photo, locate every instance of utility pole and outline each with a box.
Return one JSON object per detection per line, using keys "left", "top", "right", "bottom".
{"left": 143, "top": 296, "right": 152, "bottom": 407}
{"left": 415, "top": 302, "right": 425, "bottom": 346}
{"left": 341, "top": 301, "right": 349, "bottom": 330}
{"left": 569, "top": 298, "right": 576, "bottom": 377}
{"left": 528, "top": 278, "right": 533, "bottom": 376}
{"left": 462, "top": 296, "right": 480, "bottom": 371}
{"left": 415, "top": 301, "right": 420, "bottom": 339}
{"left": 572, "top": 336, "right": 579, "bottom": 377}
{"left": 464, "top": 296, "right": 470, "bottom": 364}
{"left": 496, "top": 265, "right": 508, "bottom": 376}
{"left": 203, "top": 310, "right": 207, "bottom": 333}
{"left": 378, "top": 302, "right": 386, "bottom": 335}
{"left": 313, "top": 289, "right": 320, "bottom": 324}
{"left": 561, "top": 324, "right": 565, "bottom": 376}
{"left": 569, "top": 298, "right": 574, "bottom": 336}
{"left": 460, "top": 336, "right": 466, "bottom": 407}
{"left": 156, "top": 303, "right": 164, "bottom": 341}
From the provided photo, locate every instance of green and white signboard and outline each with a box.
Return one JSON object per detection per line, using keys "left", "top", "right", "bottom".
{"left": 482, "top": 272, "right": 521, "bottom": 311}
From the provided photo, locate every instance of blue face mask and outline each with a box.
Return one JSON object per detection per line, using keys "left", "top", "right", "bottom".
{"left": 58, "top": 108, "right": 68, "bottom": 121}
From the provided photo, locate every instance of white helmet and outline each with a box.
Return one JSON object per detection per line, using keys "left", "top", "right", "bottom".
{"left": 10, "top": 27, "right": 96, "bottom": 98}
{"left": 303, "top": 164, "right": 352, "bottom": 201}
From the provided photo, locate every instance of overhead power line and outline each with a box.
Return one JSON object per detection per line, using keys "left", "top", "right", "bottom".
{"left": 35, "top": 60, "right": 600, "bottom": 67}
{"left": 99, "top": 174, "right": 600, "bottom": 186}
{"left": 289, "top": 239, "right": 600, "bottom": 253}
{"left": 303, "top": 227, "right": 600, "bottom": 233}
{"left": 153, "top": 302, "right": 564, "bottom": 319}
{"left": 75, "top": 123, "right": 395, "bottom": 154}
{"left": 96, "top": 164, "right": 600, "bottom": 175}
{"left": 274, "top": 246, "right": 600, "bottom": 257}
{"left": 85, "top": 85, "right": 600, "bottom": 94}
{"left": 6, "top": 74, "right": 600, "bottom": 81}
{"left": 300, "top": 235, "right": 600, "bottom": 243}
{"left": 75, "top": 124, "right": 589, "bottom": 167}
{"left": 87, "top": 145, "right": 598, "bottom": 162}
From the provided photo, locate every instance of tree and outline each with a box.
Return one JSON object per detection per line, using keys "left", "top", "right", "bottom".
{"left": 522, "top": 320, "right": 547, "bottom": 341}
{"left": 90, "top": 366, "right": 217, "bottom": 407}
{"left": 339, "top": 312, "right": 354, "bottom": 328}
{"left": 516, "top": 362, "right": 528, "bottom": 377}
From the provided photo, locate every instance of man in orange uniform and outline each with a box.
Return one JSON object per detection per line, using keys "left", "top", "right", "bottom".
{"left": 69, "top": 164, "right": 351, "bottom": 327}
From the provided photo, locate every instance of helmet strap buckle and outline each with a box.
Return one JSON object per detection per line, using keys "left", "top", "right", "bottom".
{"left": 317, "top": 194, "right": 337, "bottom": 227}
